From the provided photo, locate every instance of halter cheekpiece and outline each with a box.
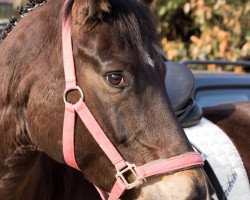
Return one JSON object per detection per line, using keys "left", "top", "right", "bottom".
{"left": 61, "top": 3, "right": 204, "bottom": 200}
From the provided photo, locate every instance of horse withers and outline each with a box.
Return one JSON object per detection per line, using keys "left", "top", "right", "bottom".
{"left": 0, "top": 0, "right": 210, "bottom": 199}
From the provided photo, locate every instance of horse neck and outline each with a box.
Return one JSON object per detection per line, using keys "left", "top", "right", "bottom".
{"left": 0, "top": 0, "right": 64, "bottom": 160}
{"left": 0, "top": 0, "right": 64, "bottom": 107}
{"left": 0, "top": 0, "right": 65, "bottom": 195}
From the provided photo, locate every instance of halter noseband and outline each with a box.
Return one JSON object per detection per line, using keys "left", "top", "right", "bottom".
{"left": 61, "top": 11, "right": 204, "bottom": 200}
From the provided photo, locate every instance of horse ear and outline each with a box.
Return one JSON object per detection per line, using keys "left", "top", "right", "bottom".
{"left": 86, "top": 0, "right": 110, "bottom": 20}
{"left": 72, "top": 0, "right": 110, "bottom": 22}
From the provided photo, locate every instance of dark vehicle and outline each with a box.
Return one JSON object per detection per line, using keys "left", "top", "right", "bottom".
{"left": 182, "top": 60, "right": 250, "bottom": 108}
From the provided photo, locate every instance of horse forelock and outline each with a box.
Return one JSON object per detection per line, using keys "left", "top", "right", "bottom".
{"left": 66, "top": 0, "right": 159, "bottom": 69}
{"left": 108, "top": 0, "right": 158, "bottom": 67}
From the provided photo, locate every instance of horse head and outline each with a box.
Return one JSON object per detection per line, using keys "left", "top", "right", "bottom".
{"left": 0, "top": 0, "right": 211, "bottom": 199}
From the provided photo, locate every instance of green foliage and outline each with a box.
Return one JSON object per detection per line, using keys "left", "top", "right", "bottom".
{"left": 154, "top": 0, "right": 250, "bottom": 61}
{"left": 0, "top": 4, "right": 16, "bottom": 19}
{"left": 0, "top": 0, "right": 27, "bottom": 19}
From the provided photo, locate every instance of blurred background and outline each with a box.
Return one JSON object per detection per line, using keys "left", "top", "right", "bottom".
{"left": 0, "top": 0, "right": 249, "bottom": 72}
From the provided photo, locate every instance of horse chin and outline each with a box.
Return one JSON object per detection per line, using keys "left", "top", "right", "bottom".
{"left": 124, "top": 169, "right": 210, "bottom": 200}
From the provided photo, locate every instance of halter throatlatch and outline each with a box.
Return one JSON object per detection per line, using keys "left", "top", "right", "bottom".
{"left": 61, "top": 9, "right": 204, "bottom": 200}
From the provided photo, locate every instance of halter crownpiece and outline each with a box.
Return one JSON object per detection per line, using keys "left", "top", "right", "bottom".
{"left": 61, "top": 4, "right": 204, "bottom": 200}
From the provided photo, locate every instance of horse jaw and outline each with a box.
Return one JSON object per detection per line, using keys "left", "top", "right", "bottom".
{"left": 125, "top": 169, "right": 210, "bottom": 200}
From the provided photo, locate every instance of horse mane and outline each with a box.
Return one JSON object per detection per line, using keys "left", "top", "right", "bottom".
{"left": 0, "top": 0, "right": 45, "bottom": 43}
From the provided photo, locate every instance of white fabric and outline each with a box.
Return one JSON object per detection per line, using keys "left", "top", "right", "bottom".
{"left": 184, "top": 118, "right": 250, "bottom": 200}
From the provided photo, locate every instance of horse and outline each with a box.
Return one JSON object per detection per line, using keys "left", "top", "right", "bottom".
{"left": 0, "top": 0, "right": 211, "bottom": 199}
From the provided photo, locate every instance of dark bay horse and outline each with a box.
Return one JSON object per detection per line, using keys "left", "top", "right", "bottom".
{"left": 0, "top": 0, "right": 212, "bottom": 199}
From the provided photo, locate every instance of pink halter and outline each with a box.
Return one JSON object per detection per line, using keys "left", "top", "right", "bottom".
{"left": 62, "top": 12, "right": 204, "bottom": 200}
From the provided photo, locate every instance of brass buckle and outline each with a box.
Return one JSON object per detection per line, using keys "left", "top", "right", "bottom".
{"left": 115, "top": 162, "right": 144, "bottom": 190}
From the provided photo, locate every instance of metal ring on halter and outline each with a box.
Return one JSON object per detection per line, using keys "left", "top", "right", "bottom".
{"left": 63, "top": 86, "right": 84, "bottom": 104}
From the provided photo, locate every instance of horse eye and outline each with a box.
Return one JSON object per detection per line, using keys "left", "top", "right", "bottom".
{"left": 106, "top": 73, "right": 125, "bottom": 87}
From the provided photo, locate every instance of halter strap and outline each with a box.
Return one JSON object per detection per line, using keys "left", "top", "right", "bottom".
{"left": 62, "top": 15, "right": 127, "bottom": 172}
{"left": 61, "top": 11, "right": 204, "bottom": 200}
{"left": 62, "top": 16, "right": 77, "bottom": 90}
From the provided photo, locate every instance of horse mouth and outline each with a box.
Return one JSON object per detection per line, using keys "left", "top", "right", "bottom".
{"left": 123, "top": 169, "right": 210, "bottom": 200}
